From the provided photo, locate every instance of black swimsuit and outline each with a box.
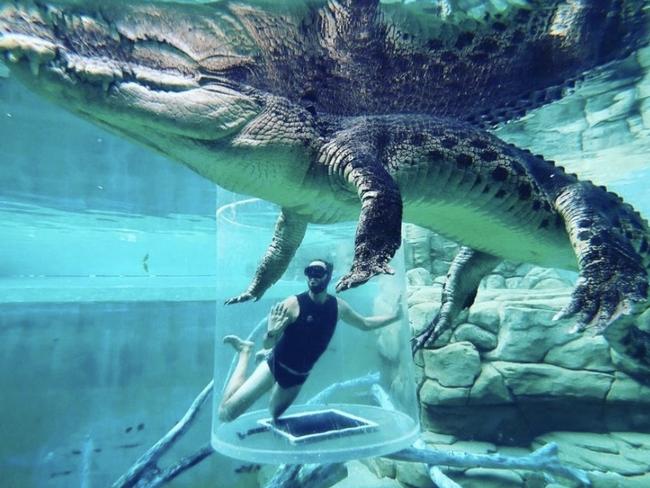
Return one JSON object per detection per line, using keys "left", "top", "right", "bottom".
{"left": 267, "top": 292, "right": 338, "bottom": 388}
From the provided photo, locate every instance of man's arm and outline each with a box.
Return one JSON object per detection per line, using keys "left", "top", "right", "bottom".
{"left": 263, "top": 296, "right": 298, "bottom": 349}
{"left": 337, "top": 297, "right": 403, "bottom": 331}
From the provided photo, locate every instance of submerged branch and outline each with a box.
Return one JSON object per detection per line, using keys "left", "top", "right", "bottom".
{"left": 389, "top": 442, "right": 590, "bottom": 486}
{"left": 112, "top": 380, "right": 214, "bottom": 488}
{"left": 114, "top": 315, "right": 269, "bottom": 487}
{"left": 263, "top": 441, "right": 590, "bottom": 488}
{"left": 412, "top": 439, "right": 463, "bottom": 488}
{"left": 147, "top": 444, "right": 214, "bottom": 488}
{"left": 264, "top": 464, "right": 347, "bottom": 488}
{"left": 265, "top": 465, "right": 302, "bottom": 488}
{"left": 429, "top": 466, "right": 462, "bottom": 488}
{"left": 112, "top": 357, "right": 590, "bottom": 488}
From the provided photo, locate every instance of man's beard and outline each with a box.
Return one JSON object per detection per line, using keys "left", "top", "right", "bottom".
{"left": 308, "top": 280, "right": 329, "bottom": 294}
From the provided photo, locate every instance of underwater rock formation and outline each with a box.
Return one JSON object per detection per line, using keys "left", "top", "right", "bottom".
{"left": 364, "top": 227, "right": 650, "bottom": 487}
{"left": 494, "top": 44, "right": 650, "bottom": 191}
{"left": 382, "top": 431, "right": 650, "bottom": 488}
{"left": 396, "top": 229, "right": 650, "bottom": 441}
{"left": 411, "top": 284, "right": 650, "bottom": 442}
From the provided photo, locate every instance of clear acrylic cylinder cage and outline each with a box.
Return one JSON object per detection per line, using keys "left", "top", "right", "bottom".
{"left": 211, "top": 196, "right": 419, "bottom": 464}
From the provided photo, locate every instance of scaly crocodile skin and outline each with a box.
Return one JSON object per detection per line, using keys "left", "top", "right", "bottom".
{"left": 1, "top": 0, "right": 649, "bottom": 373}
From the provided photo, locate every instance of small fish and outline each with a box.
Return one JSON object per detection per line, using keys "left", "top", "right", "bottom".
{"left": 143, "top": 253, "right": 149, "bottom": 273}
{"left": 49, "top": 470, "right": 73, "bottom": 478}
{"left": 117, "top": 443, "right": 141, "bottom": 449}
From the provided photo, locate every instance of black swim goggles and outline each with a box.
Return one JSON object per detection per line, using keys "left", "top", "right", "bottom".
{"left": 304, "top": 265, "right": 328, "bottom": 279}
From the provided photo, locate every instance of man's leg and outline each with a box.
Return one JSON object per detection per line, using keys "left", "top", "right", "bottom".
{"left": 269, "top": 383, "right": 303, "bottom": 421}
{"left": 219, "top": 336, "right": 275, "bottom": 422}
{"left": 221, "top": 335, "right": 255, "bottom": 402}
{"left": 219, "top": 360, "right": 275, "bottom": 422}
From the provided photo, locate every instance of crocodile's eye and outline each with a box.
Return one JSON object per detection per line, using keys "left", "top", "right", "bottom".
{"left": 199, "top": 54, "right": 255, "bottom": 83}
{"left": 219, "top": 64, "right": 253, "bottom": 83}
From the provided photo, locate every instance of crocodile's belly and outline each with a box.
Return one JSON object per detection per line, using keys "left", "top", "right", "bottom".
{"left": 404, "top": 199, "right": 577, "bottom": 270}
{"left": 289, "top": 188, "right": 360, "bottom": 225}
{"left": 291, "top": 183, "right": 577, "bottom": 270}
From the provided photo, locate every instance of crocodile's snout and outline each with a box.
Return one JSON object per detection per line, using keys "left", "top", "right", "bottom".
{"left": 0, "top": 1, "right": 197, "bottom": 94}
{"left": 0, "top": 33, "right": 56, "bottom": 76}
{"left": 0, "top": 1, "right": 263, "bottom": 143}
{"left": 0, "top": 2, "right": 58, "bottom": 77}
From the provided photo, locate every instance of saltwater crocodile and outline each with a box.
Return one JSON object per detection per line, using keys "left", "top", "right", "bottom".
{"left": 1, "top": 0, "right": 649, "bottom": 372}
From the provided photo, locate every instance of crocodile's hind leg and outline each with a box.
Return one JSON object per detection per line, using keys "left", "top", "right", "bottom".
{"left": 553, "top": 181, "right": 650, "bottom": 375}
{"left": 553, "top": 182, "right": 649, "bottom": 330}
{"left": 412, "top": 246, "right": 500, "bottom": 353}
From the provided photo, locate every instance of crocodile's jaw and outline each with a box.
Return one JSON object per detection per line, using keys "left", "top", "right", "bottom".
{"left": 0, "top": 1, "right": 263, "bottom": 176}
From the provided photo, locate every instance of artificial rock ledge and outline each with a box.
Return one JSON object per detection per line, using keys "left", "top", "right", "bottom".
{"left": 366, "top": 259, "right": 650, "bottom": 487}
{"left": 395, "top": 264, "right": 650, "bottom": 444}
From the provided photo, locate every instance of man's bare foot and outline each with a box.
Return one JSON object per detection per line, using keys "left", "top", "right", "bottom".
{"left": 223, "top": 335, "right": 254, "bottom": 352}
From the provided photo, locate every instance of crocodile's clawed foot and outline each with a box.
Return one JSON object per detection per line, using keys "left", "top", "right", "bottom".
{"left": 224, "top": 291, "right": 259, "bottom": 305}
{"left": 554, "top": 259, "right": 648, "bottom": 333}
{"left": 335, "top": 262, "right": 394, "bottom": 292}
{"left": 411, "top": 314, "right": 450, "bottom": 355}
{"left": 411, "top": 328, "right": 434, "bottom": 355}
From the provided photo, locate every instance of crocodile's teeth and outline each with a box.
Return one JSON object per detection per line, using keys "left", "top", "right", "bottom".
{"left": 64, "top": 53, "right": 123, "bottom": 89}
{"left": 0, "top": 34, "right": 57, "bottom": 67}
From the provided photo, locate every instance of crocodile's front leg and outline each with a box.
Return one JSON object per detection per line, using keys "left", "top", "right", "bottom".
{"left": 225, "top": 208, "right": 308, "bottom": 304}
{"left": 319, "top": 134, "right": 403, "bottom": 292}
{"left": 412, "top": 247, "right": 501, "bottom": 353}
{"left": 553, "top": 182, "right": 649, "bottom": 330}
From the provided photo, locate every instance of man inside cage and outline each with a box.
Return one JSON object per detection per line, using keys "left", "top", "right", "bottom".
{"left": 218, "top": 259, "right": 402, "bottom": 422}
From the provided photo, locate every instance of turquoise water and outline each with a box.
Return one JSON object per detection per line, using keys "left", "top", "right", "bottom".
{"left": 0, "top": 79, "right": 230, "bottom": 487}
{"left": 2, "top": 1, "right": 650, "bottom": 487}
{"left": 0, "top": 78, "right": 419, "bottom": 485}
{"left": 0, "top": 301, "right": 223, "bottom": 487}
{"left": 0, "top": 200, "right": 216, "bottom": 302}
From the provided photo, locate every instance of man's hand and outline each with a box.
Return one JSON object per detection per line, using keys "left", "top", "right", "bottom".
{"left": 267, "top": 302, "right": 292, "bottom": 338}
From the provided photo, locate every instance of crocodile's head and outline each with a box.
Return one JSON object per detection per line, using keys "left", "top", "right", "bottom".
{"left": 0, "top": 0, "right": 264, "bottom": 157}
